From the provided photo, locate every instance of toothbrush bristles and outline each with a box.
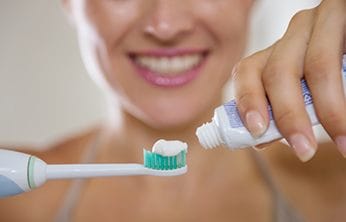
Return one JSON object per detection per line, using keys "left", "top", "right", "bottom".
{"left": 143, "top": 149, "right": 186, "bottom": 170}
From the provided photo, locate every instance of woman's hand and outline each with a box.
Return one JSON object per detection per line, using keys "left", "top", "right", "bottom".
{"left": 232, "top": 0, "right": 346, "bottom": 162}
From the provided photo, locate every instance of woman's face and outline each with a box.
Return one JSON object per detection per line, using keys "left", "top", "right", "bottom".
{"left": 67, "top": 0, "right": 253, "bottom": 129}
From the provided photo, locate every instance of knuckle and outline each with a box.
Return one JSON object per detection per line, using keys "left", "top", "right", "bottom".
{"left": 231, "top": 57, "right": 257, "bottom": 82}
{"left": 281, "top": 9, "right": 315, "bottom": 41}
{"left": 304, "top": 54, "right": 334, "bottom": 82}
{"left": 315, "top": 0, "right": 343, "bottom": 18}
{"left": 274, "top": 109, "right": 299, "bottom": 129}
{"left": 319, "top": 108, "right": 345, "bottom": 126}
{"left": 290, "top": 9, "right": 313, "bottom": 25}
{"left": 232, "top": 50, "right": 269, "bottom": 82}
{"left": 236, "top": 91, "right": 258, "bottom": 114}
{"left": 263, "top": 63, "right": 291, "bottom": 89}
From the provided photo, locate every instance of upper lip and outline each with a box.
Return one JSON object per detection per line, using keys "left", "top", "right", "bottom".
{"left": 128, "top": 48, "right": 209, "bottom": 58}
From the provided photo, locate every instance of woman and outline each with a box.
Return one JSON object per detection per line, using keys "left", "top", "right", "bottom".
{"left": 0, "top": 0, "right": 345, "bottom": 221}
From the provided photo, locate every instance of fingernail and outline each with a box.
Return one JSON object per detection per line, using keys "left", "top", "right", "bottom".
{"left": 252, "top": 145, "right": 266, "bottom": 151}
{"left": 335, "top": 136, "right": 346, "bottom": 158}
{"left": 288, "top": 134, "right": 316, "bottom": 162}
{"left": 245, "top": 111, "right": 266, "bottom": 138}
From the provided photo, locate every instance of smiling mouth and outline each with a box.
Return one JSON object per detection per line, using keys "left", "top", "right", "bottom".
{"left": 129, "top": 50, "right": 208, "bottom": 87}
{"left": 134, "top": 53, "right": 206, "bottom": 75}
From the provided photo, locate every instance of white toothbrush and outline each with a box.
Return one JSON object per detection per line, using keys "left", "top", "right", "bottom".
{"left": 0, "top": 148, "right": 187, "bottom": 198}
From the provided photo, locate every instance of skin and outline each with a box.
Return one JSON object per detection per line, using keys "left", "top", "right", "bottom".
{"left": 233, "top": 0, "right": 346, "bottom": 161}
{"left": 0, "top": 0, "right": 345, "bottom": 221}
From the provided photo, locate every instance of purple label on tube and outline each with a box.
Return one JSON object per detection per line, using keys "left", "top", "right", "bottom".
{"left": 224, "top": 79, "right": 313, "bottom": 128}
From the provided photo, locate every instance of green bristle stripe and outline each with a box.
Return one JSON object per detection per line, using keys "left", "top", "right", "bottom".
{"left": 143, "top": 149, "right": 186, "bottom": 170}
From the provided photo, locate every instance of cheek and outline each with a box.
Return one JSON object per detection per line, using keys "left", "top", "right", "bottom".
{"left": 195, "top": 0, "right": 251, "bottom": 47}
{"left": 83, "top": 1, "right": 141, "bottom": 47}
{"left": 78, "top": 1, "right": 145, "bottom": 90}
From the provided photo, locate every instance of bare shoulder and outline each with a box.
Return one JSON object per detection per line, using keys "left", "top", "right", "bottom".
{"left": 33, "top": 126, "right": 101, "bottom": 163}
{"left": 0, "top": 126, "right": 101, "bottom": 222}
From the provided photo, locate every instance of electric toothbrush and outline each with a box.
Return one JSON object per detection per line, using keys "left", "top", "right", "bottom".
{"left": 0, "top": 145, "right": 187, "bottom": 198}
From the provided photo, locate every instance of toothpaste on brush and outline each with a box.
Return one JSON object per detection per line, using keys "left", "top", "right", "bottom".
{"left": 152, "top": 139, "right": 188, "bottom": 156}
{"left": 196, "top": 54, "right": 346, "bottom": 150}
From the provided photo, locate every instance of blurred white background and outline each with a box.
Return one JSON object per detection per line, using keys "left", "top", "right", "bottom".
{"left": 0, "top": 0, "right": 321, "bottom": 148}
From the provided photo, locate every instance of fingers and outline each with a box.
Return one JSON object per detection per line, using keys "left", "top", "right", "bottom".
{"left": 233, "top": 1, "right": 346, "bottom": 161}
{"left": 262, "top": 9, "right": 317, "bottom": 162}
{"left": 231, "top": 48, "right": 272, "bottom": 138}
{"left": 304, "top": 0, "right": 346, "bottom": 157}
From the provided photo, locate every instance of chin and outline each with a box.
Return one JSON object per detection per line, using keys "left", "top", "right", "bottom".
{"left": 140, "top": 103, "right": 211, "bottom": 132}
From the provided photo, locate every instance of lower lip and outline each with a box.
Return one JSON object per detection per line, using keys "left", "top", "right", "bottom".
{"left": 130, "top": 56, "right": 207, "bottom": 87}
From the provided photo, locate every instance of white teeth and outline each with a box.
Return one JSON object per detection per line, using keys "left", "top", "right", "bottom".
{"left": 135, "top": 54, "right": 203, "bottom": 75}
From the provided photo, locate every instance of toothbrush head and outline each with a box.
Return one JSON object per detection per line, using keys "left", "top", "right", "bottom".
{"left": 143, "top": 149, "right": 187, "bottom": 171}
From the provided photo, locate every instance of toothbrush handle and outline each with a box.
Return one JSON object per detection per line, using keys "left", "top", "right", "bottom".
{"left": 0, "top": 149, "right": 32, "bottom": 198}
{"left": 46, "top": 164, "right": 150, "bottom": 179}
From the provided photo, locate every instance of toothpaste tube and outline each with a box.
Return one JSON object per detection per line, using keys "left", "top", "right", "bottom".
{"left": 196, "top": 54, "right": 346, "bottom": 150}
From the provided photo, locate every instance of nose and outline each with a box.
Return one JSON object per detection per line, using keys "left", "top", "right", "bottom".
{"left": 143, "top": 0, "right": 194, "bottom": 43}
